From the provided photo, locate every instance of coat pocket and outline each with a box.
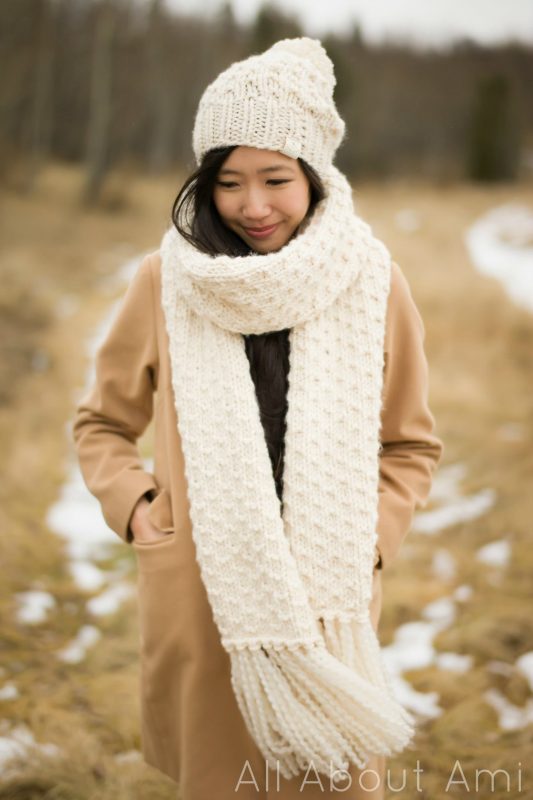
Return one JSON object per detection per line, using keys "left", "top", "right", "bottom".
{"left": 146, "top": 487, "right": 175, "bottom": 533}
{"left": 133, "top": 488, "right": 176, "bottom": 566}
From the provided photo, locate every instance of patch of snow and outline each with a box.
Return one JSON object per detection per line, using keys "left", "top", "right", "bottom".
{"left": 475, "top": 539, "right": 512, "bottom": 567}
{"left": 86, "top": 582, "right": 135, "bottom": 617}
{"left": 515, "top": 652, "right": 533, "bottom": 693}
{"left": 384, "top": 621, "right": 438, "bottom": 672}
{"left": 424, "top": 462, "right": 467, "bottom": 503}
{"left": 0, "top": 683, "right": 19, "bottom": 701}
{"left": 46, "top": 463, "right": 123, "bottom": 562}
{"left": 486, "top": 654, "right": 533, "bottom": 696}
{"left": 412, "top": 489, "right": 496, "bottom": 534}
{"left": 434, "top": 652, "right": 473, "bottom": 673}
{"left": 453, "top": 584, "right": 473, "bottom": 602}
{"left": 392, "top": 675, "right": 441, "bottom": 719}
{"left": 69, "top": 560, "right": 107, "bottom": 591}
{"left": 483, "top": 687, "right": 533, "bottom": 730}
{"left": 14, "top": 591, "right": 56, "bottom": 624}
{"left": 46, "top": 458, "right": 153, "bottom": 565}
{"left": 0, "top": 724, "right": 60, "bottom": 770}
{"left": 484, "top": 654, "right": 533, "bottom": 729}
{"left": 56, "top": 624, "right": 101, "bottom": 664}
{"left": 421, "top": 597, "right": 456, "bottom": 628}
{"left": 432, "top": 549, "right": 457, "bottom": 581}
{"left": 383, "top": 597, "right": 455, "bottom": 674}
{"left": 412, "top": 462, "right": 496, "bottom": 535}
{"left": 383, "top": 590, "right": 474, "bottom": 719}
{"left": 464, "top": 203, "right": 533, "bottom": 314}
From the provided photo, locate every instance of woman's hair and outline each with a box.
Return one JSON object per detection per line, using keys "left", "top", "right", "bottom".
{"left": 171, "top": 146, "right": 326, "bottom": 257}
{"left": 170, "top": 146, "right": 326, "bottom": 503}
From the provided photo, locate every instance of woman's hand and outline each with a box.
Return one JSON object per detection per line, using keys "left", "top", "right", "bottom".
{"left": 130, "top": 495, "right": 170, "bottom": 544}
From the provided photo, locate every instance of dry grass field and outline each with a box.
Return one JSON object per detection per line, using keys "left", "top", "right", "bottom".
{"left": 0, "top": 162, "right": 532, "bottom": 799}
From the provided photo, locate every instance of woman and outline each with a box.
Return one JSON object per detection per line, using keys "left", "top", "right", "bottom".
{"left": 73, "top": 38, "right": 444, "bottom": 799}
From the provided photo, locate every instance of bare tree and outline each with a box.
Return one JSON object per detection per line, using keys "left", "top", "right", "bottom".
{"left": 145, "top": 0, "right": 175, "bottom": 172}
{"left": 466, "top": 72, "right": 521, "bottom": 181}
{"left": 83, "top": 0, "right": 116, "bottom": 205}
{"left": 0, "top": 0, "right": 531, "bottom": 184}
{"left": 24, "top": 0, "right": 57, "bottom": 190}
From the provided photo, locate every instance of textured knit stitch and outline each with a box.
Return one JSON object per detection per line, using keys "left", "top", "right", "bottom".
{"left": 159, "top": 164, "right": 415, "bottom": 779}
{"left": 192, "top": 37, "right": 346, "bottom": 178}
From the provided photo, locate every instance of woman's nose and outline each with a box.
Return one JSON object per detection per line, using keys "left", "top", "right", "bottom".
{"left": 242, "top": 190, "right": 271, "bottom": 220}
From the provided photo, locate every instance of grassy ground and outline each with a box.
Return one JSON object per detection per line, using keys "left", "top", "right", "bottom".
{"left": 0, "top": 162, "right": 532, "bottom": 798}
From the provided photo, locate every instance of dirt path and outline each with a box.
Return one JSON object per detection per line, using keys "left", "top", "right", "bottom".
{"left": 1, "top": 164, "right": 532, "bottom": 798}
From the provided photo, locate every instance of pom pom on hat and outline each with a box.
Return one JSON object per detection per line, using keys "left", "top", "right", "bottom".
{"left": 268, "top": 37, "right": 336, "bottom": 92}
{"left": 192, "top": 37, "right": 346, "bottom": 178}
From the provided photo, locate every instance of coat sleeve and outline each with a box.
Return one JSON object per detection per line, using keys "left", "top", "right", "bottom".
{"left": 375, "top": 261, "right": 444, "bottom": 569}
{"left": 71, "top": 254, "right": 159, "bottom": 544}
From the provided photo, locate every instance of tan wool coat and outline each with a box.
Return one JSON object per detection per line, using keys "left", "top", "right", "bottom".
{"left": 72, "top": 250, "right": 444, "bottom": 799}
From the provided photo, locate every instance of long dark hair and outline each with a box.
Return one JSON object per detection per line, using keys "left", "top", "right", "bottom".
{"left": 170, "top": 147, "right": 326, "bottom": 501}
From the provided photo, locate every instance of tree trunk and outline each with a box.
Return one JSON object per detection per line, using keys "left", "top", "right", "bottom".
{"left": 83, "top": 0, "right": 115, "bottom": 205}
{"left": 24, "top": 0, "right": 56, "bottom": 192}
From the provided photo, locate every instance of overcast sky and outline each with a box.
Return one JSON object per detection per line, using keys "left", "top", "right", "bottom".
{"left": 164, "top": 0, "right": 533, "bottom": 49}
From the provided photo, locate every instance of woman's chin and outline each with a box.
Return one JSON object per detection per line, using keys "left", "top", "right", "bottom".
{"left": 246, "top": 233, "right": 293, "bottom": 254}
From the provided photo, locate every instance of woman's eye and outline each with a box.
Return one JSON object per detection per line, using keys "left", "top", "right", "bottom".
{"left": 216, "top": 179, "right": 291, "bottom": 188}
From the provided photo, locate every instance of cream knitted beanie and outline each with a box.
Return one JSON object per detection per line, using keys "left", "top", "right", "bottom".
{"left": 192, "top": 37, "right": 346, "bottom": 177}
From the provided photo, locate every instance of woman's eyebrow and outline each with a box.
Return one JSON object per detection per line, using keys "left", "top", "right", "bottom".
{"left": 218, "top": 165, "right": 295, "bottom": 176}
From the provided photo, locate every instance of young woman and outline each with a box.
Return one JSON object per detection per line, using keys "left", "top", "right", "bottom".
{"left": 73, "top": 38, "right": 444, "bottom": 800}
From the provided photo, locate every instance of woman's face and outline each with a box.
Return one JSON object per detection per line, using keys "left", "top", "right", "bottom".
{"left": 212, "top": 146, "right": 311, "bottom": 253}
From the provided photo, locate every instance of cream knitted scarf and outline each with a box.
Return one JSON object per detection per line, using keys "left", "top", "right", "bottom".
{"left": 159, "top": 164, "right": 414, "bottom": 779}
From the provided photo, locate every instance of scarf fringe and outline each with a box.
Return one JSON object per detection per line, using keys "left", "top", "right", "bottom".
{"left": 228, "top": 615, "right": 414, "bottom": 780}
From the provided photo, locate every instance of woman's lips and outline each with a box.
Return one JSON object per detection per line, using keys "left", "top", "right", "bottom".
{"left": 244, "top": 223, "right": 279, "bottom": 239}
